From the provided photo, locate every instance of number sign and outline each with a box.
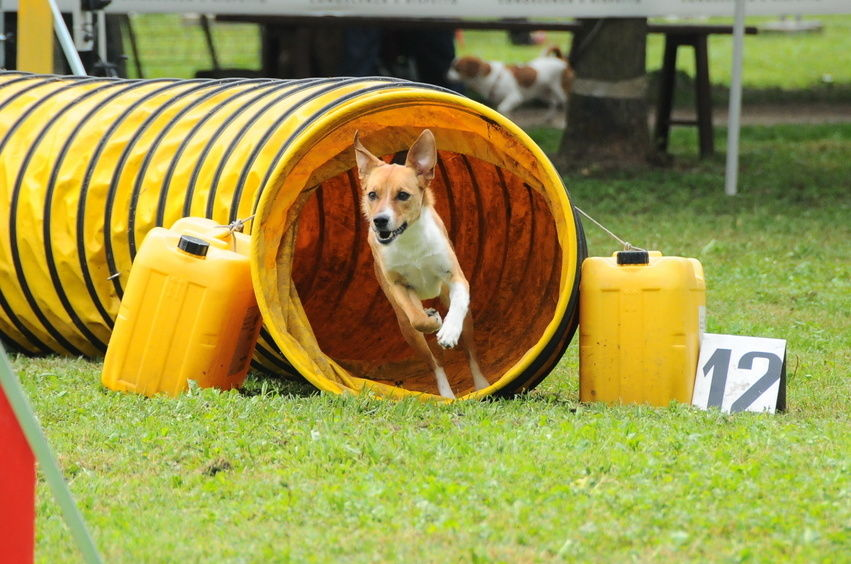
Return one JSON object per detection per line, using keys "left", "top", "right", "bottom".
{"left": 692, "top": 334, "right": 786, "bottom": 414}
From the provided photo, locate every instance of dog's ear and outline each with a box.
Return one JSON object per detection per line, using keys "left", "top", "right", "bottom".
{"left": 456, "top": 57, "right": 488, "bottom": 78}
{"left": 405, "top": 129, "right": 437, "bottom": 185}
{"left": 546, "top": 46, "right": 565, "bottom": 60}
{"left": 353, "top": 131, "right": 384, "bottom": 183}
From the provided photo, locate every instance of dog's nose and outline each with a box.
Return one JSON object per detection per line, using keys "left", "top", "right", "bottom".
{"left": 373, "top": 215, "right": 390, "bottom": 230}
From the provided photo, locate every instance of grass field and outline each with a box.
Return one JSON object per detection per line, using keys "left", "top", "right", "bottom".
{"left": 126, "top": 14, "right": 851, "bottom": 104}
{"left": 8, "top": 120, "right": 850, "bottom": 562}
{"left": 5, "top": 13, "right": 850, "bottom": 563}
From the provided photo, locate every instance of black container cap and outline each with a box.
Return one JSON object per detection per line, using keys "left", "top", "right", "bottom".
{"left": 178, "top": 235, "right": 210, "bottom": 257}
{"left": 617, "top": 250, "right": 650, "bottom": 265}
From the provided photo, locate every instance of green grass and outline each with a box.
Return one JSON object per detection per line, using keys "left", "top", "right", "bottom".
{"left": 457, "top": 16, "right": 851, "bottom": 94}
{"left": 126, "top": 15, "right": 851, "bottom": 104}
{"left": 124, "top": 14, "right": 261, "bottom": 78}
{"left": 9, "top": 122, "right": 850, "bottom": 562}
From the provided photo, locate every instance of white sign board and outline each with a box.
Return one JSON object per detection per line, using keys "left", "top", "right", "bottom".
{"left": 6, "top": 0, "right": 849, "bottom": 16}
{"left": 692, "top": 333, "right": 787, "bottom": 414}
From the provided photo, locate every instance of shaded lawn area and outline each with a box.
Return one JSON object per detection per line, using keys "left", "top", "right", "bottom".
{"left": 9, "top": 121, "right": 849, "bottom": 562}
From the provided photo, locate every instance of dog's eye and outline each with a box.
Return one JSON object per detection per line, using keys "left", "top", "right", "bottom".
{"left": 367, "top": 191, "right": 378, "bottom": 201}
{"left": 396, "top": 191, "right": 411, "bottom": 201}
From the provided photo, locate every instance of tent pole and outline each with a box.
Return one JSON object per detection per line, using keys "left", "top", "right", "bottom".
{"left": 725, "top": 0, "right": 747, "bottom": 196}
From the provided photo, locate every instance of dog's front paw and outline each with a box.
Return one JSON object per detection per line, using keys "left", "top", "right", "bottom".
{"left": 414, "top": 308, "right": 442, "bottom": 334}
{"left": 436, "top": 320, "right": 462, "bottom": 349}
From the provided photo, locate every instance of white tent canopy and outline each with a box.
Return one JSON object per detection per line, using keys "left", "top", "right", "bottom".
{"left": 52, "top": 0, "right": 851, "bottom": 19}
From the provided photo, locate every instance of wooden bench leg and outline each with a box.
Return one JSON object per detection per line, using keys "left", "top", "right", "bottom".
{"left": 693, "top": 35, "right": 714, "bottom": 158}
{"left": 653, "top": 36, "right": 679, "bottom": 153}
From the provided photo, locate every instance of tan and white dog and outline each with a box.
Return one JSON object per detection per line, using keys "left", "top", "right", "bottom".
{"left": 448, "top": 47, "right": 574, "bottom": 119}
{"left": 354, "top": 129, "right": 489, "bottom": 399}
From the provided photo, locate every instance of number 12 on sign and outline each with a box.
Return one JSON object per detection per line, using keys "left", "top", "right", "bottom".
{"left": 692, "top": 334, "right": 787, "bottom": 414}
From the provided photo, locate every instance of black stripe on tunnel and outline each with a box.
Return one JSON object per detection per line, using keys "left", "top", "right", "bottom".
{"left": 460, "top": 154, "right": 487, "bottom": 286}
{"left": 76, "top": 78, "right": 186, "bottom": 329}
{"left": 126, "top": 78, "right": 278, "bottom": 257}
{"left": 495, "top": 209, "right": 586, "bottom": 397}
{"left": 494, "top": 189, "right": 581, "bottom": 396}
{"left": 325, "top": 170, "right": 366, "bottom": 311}
{"left": 121, "top": 77, "right": 256, "bottom": 256}
{"left": 8, "top": 77, "right": 116, "bottom": 355}
{"left": 103, "top": 79, "right": 232, "bottom": 298}
{"left": 43, "top": 79, "right": 147, "bottom": 352}
{"left": 163, "top": 79, "right": 284, "bottom": 219}
{"left": 157, "top": 79, "right": 304, "bottom": 373}
{"left": 198, "top": 78, "right": 336, "bottom": 220}
{"left": 0, "top": 74, "right": 76, "bottom": 352}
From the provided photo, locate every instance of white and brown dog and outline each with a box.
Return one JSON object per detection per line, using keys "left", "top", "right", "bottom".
{"left": 354, "top": 129, "right": 489, "bottom": 399}
{"left": 448, "top": 47, "right": 574, "bottom": 119}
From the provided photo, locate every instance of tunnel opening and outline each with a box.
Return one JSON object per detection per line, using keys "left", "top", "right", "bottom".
{"left": 290, "top": 151, "right": 562, "bottom": 397}
{"left": 253, "top": 104, "right": 580, "bottom": 398}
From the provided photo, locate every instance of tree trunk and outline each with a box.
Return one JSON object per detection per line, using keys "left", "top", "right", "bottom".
{"left": 557, "top": 18, "right": 652, "bottom": 171}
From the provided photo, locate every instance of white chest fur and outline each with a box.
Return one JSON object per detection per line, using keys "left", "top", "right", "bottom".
{"left": 378, "top": 207, "right": 453, "bottom": 300}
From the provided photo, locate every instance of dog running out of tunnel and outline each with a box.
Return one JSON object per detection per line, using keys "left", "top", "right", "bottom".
{"left": 0, "top": 71, "right": 585, "bottom": 399}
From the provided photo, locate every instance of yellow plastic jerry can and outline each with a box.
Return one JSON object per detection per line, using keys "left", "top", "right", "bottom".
{"left": 102, "top": 217, "right": 262, "bottom": 396}
{"left": 579, "top": 250, "right": 705, "bottom": 406}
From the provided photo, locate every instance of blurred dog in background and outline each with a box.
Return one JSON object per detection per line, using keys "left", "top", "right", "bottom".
{"left": 448, "top": 47, "right": 574, "bottom": 119}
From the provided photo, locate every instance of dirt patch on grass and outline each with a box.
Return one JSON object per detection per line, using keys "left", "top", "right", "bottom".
{"left": 509, "top": 102, "right": 851, "bottom": 129}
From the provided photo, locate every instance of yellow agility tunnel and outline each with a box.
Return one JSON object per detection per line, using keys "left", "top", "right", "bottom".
{"left": 0, "top": 71, "right": 585, "bottom": 399}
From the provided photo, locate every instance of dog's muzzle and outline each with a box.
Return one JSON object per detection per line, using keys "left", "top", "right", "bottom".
{"left": 375, "top": 222, "right": 408, "bottom": 245}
